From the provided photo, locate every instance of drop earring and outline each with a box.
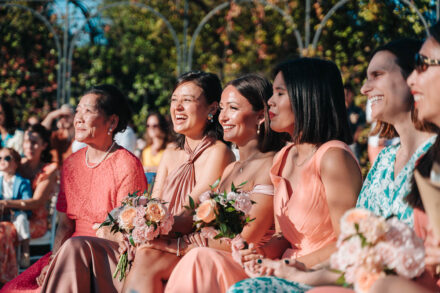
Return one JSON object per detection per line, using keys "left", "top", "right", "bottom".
{"left": 257, "top": 123, "right": 261, "bottom": 135}
{"left": 207, "top": 113, "right": 214, "bottom": 123}
{"left": 107, "top": 128, "right": 112, "bottom": 136}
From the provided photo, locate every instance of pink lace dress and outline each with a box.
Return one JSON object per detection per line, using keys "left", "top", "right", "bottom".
{"left": 1, "top": 146, "right": 147, "bottom": 293}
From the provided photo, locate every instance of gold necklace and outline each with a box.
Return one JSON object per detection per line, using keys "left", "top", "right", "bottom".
{"left": 236, "top": 152, "right": 261, "bottom": 173}
{"left": 293, "top": 145, "right": 318, "bottom": 167}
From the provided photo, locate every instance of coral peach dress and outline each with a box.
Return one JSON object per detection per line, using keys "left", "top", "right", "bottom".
{"left": 1, "top": 146, "right": 147, "bottom": 293}
{"left": 227, "top": 141, "right": 360, "bottom": 293}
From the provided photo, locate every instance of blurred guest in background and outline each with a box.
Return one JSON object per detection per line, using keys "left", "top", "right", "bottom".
{"left": 0, "top": 101, "right": 24, "bottom": 155}
{"left": 141, "top": 112, "right": 172, "bottom": 173}
{"left": 41, "top": 104, "right": 75, "bottom": 167}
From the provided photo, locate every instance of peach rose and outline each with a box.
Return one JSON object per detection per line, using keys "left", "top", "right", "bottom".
{"left": 340, "top": 208, "right": 374, "bottom": 237}
{"left": 146, "top": 202, "right": 167, "bottom": 222}
{"left": 196, "top": 199, "right": 217, "bottom": 223}
{"left": 118, "top": 206, "right": 137, "bottom": 231}
{"left": 354, "top": 266, "right": 385, "bottom": 293}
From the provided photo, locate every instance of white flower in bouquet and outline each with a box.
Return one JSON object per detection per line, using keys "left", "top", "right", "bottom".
{"left": 226, "top": 191, "right": 237, "bottom": 201}
{"left": 199, "top": 191, "right": 212, "bottom": 203}
{"left": 233, "top": 194, "right": 253, "bottom": 214}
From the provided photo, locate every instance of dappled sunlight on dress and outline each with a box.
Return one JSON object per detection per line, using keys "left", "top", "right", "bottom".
{"left": 1, "top": 147, "right": 147, "bottom": 293}
{"left": 273, "top": 141, "right": 357, "bottom": 259}
{"left": 165, "top": 184, "right": 275, "bottom": 293}
{"left": 227, "top": 141, "right": 360, "bottom": 293}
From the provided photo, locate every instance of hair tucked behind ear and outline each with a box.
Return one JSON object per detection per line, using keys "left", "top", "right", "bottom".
{"left": 173, "top": 71, "right": 224, "bottom": 149}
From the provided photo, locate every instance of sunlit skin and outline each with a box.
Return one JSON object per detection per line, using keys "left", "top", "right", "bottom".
{"left": 361, "top": 50, "right": 412, "bottom": 125}
{"left": 170, "top": 82, "right": 217, "bottom": 141}
{"left": 268, "top": 72, "right": 295, "bottom": 135}
{"left": 219, "top": 85, "right": 263, "bottom": 147}
{"left": 408, "top": 37, "right": 440, "bottom": 126}
{"left": 74, "top": 94, "right": 115, "bottom": 148}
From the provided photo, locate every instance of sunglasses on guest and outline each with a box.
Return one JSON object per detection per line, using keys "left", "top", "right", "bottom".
{"left": 415, "top": 53, "right": 440, "bottom": 73}
{"left": 0, "top": 155, "right": 12, "bottom": 162}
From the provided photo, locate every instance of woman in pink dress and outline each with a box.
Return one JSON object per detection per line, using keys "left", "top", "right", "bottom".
{"left": 139, "top": 74, "right": 286, "bottom": 293}
{"left": 121, "top": 71, "right": 237, "bottom": 293}
{"left": 1, "top": 85, "right": 148, "bottom": 293}
{"left": 224, "top": 58, "right": 362, "bottom": 293}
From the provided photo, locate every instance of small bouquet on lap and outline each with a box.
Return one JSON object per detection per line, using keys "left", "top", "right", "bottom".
{"left": 100, "top": 191, "right": 174, "bottom": 280}
{"left": 187, "top": 180, "right": 255, "bottom": 247}
{"left": 330, "top": 208, "right": 425, "bottom": 293}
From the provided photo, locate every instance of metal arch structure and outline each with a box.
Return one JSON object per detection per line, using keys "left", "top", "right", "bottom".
{"left": 187, "top": 0, "right": 304, "bottom": 71}
{"left": 1, "top": 0, "right": 440, "bottom": 105}
{"left": 65, "top": 1, "right": 182, "bottom": 102}
{"left": 0, "top": 3, "right": 63, "bottom": 106}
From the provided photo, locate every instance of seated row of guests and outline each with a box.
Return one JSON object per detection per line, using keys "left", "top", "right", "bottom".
{"left": 32, "top": 59, "right": 364, "bottom": 293}
{"left": 229, "top": 27, "right": 440, "bottom": 292}
{"left": 4, "top": 25, "right": 440, "bottom": 293}
{"left": 0, "top": 124, "right": 58, "bottom": 285}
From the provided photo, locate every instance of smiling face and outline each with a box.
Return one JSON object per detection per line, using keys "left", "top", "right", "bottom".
{"left": 219, "top": 85, "right": 262, "bottom": 146}
{"left": 74, "top": 94, "right": 114, "bottom": 145}
{"left": 0, "top": 149, "right": 17, "bottom": 174}
{"left": 170, "top": 82, "right": 216, "bottom": 139}
{"left": 268, "top": 72, "right": 295, "bottom": 135}
{"left": 23, "top": 131, "right": 47, "bottom": 161}
{"left": 361, "top": 50, "right": 412, "bottom": 124}
{"left": 407, "top": 37, "right": 440, "bottom": 126}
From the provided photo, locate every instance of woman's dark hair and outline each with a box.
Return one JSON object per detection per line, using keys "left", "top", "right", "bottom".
{"left": 144, "top": 112, "right": 170, "bottom": 151}
{"left": 273, "top": 58, "right": 352, "bottom": 145}
{"left": 429, "top": 20, "right": 440, "bottom": 44}
{"left": 84, "top": 84, "right": 132, "bottom": 136}
{"left": 1, "top": 147, "right": 21, "bottom": 167}
{"left": 25, "top": 123, "right": 52, "bottom": 163}
{"left": 226, "top": 74, "right": 286, "bottom": 152}
{"left": 0, "top": 101, "right": 17, "bottom": 134}
{"left": 173, "top": 71, "right": 223, "bottom": 149}
{"left": 368, "top": 39, "right": 437, "bottom": 138}
{"left": 406, "top": 135, "right": 440, "bottom": 210}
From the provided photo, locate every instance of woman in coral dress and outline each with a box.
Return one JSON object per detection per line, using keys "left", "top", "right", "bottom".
{"left": 1, "top": 85, "right": 148, "bottom": 293}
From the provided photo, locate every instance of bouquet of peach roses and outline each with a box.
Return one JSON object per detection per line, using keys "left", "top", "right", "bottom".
{"left": 100, "top": 191, "right": 174, "bottom": 281}
{"left": 187, "top": 180, "right": 255, "bottom": 242}
{"left": 330, "top": 208, "right": 425, "bottom": 293}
